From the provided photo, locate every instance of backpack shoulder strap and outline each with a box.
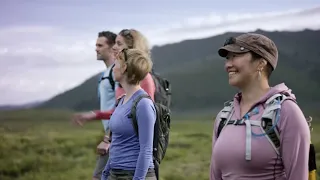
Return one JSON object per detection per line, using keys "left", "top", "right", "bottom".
{"left": 115, "top": 94, "right": 126, "bottom": 107}
{"left": 97, "top": 64, "right": 116, "bottom": 98}
{"left": 129, "top": 94, "right": 152, "bottom": 136}
{"left": 107, "top": 64, "right": 115, "bottom": 91}
{"left": 109, "top": 94, "right": 126, "bottom": 141}
{"left": 216, "top": 100, "right": 234, "bottom": 138}
{"left": 260, "top": 93, "right": 294, "bottom": 154}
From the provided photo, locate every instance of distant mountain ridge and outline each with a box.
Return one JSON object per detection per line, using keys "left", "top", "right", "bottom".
{"left": 39, "top": 29, "right": 320, "bottom": 114}
{"left": 0, "top": 101, "right": 43, "bottom": 111}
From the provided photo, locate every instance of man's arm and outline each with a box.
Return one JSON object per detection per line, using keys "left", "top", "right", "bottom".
{"left": 92, "top": 110, "right": 114, "bottom": 120}
{"left": 73, "top": 87, "right": 125, "bottom": 124}
{"left": 71, "top": 110, "right": 114, "bottom": 126}
{"left": 91, "top": 72, "right": 155, "bottom": 121}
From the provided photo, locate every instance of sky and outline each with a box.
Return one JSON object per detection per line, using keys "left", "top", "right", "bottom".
{"left": 1, "top": 0, "right": 320, "bottom": 105}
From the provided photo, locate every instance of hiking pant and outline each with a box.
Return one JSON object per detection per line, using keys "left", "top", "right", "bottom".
{"left": 107, "top": 168, "right": 157, "bottom": 180}
{"left": 92, "top": 153, "right": 109, "bottom": 179}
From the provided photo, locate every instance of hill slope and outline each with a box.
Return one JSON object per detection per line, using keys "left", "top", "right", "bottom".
{"left": 39, "top": 29, "right": 320, "bottom": 113}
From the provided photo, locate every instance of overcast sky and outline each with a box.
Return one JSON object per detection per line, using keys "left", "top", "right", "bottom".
{"left": 1, "top": 0, "right": 320, "bottom": 105}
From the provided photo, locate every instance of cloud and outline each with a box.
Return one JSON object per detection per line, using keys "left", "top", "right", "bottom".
{"left": 0, "top": 65, "right": 103, "bottom": 105}
{"left": 144, "top": 7, "right": 320, "bottom": 46}
{"left": 0, "top": 6, "right": 320, "bottom": 105}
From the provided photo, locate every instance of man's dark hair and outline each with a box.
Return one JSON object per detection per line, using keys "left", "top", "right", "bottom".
{"left": 98, "top": 31, "right": 117, "bottom": 47}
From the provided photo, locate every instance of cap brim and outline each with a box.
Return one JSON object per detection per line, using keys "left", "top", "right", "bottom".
{"left": 218, "top": 44, "right": 250, "bottom": 57}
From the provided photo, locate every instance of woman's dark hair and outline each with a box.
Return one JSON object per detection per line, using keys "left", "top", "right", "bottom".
{"left": 251, "top": 52, "right": 273, "bottom": 79}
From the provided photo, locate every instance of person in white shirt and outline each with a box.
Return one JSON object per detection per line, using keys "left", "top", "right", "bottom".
{"left": 72, "top": 31, "right": 118, "bottom": 180}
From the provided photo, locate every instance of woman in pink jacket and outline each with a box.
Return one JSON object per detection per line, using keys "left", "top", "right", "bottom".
{"left": 210, "top": 33, "right": 311, "bottom": 180}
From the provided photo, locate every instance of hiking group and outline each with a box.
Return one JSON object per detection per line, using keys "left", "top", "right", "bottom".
{"left": 72, "top": 29, "right": 316, "bottom": 180}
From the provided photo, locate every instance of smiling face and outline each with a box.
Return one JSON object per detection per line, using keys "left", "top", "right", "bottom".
{"left": 224, "top": 52, "right": 261, "bottom": 88}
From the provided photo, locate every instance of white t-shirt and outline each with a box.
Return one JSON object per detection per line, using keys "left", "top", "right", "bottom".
{"left": 98, "top": 64, "right": 117, "bottom": 133}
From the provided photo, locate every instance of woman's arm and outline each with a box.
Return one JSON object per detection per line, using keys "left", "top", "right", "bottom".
{"left": 133, "top": 98, "right": 156, "bottom": 180}
{"left": 101, "top": 159, "right": 111, "bottom": 180}
{"left": 209, "top": 113, "right": 223, "bottom": 180}
{"left": 279, "top": 100, "right": 310, "bottom": 180}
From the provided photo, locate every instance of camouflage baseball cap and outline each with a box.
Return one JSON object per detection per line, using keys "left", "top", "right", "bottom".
{"left": 218, "top": 33, "right": 278, "bottom": 70}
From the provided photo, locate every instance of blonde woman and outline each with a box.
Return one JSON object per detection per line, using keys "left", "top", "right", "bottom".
{"left": 113, "top": 29, "right": 155, "bottom": 100}
{"left": 101, "top": 48, "right": 156, "bottom": 180}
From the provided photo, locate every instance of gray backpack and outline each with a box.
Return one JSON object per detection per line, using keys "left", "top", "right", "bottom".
{"left": 215, "top": 93, "right": 316, "bottom": 177}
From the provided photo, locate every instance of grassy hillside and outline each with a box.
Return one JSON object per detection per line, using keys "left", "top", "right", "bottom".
{"left": 0, "top": 110, "right": 319, "bottom": 180}
{"left": 39, "top": 29, "right": 320, "bottom": 112}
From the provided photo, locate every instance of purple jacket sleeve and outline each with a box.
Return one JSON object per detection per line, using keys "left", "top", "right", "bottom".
{"left": 133, "top": 98, "right": 156, "bottom": 180}
{"left": 101, "top": 159, "right": 111, "bottom": 180}
{"left": 278, "top": 100, "right": 310, "bottom": 180}
{"left": 209, "top": 112, "right": 223, "bottom": 180}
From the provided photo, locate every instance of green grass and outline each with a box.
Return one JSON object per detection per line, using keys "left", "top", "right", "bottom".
{"left": 0, "top": 109, "right": 319, "bottom": 180}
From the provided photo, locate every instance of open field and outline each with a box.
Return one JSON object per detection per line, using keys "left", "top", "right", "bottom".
{"left": 0, "top": 109, "right": 319, "bottom": 180}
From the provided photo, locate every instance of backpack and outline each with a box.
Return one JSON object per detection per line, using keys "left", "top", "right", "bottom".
{"left": 150, "top": 70, "right": 172, "bottom": 108}
{"left": 114, "top": 93, "right": 170, "bottom": 180}
{"left": 131, "top": 94, "right": 171, "bottom": 179}
{"left": 97, "top": 64, "right": 115, "bottom": 99}
{"left": 114, "top": 72, "right": 172, "bottom": 179}
{"left": 216, "top": 93, "right": 317, "bottom": 180}
{"left": 115, "top": 71, "right": 172, "bottom": 108}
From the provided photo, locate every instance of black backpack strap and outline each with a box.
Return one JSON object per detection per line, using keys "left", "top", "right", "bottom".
{"left": 216, "top": 100, "right": 234, "bottom": 138}
{"left": 107, "top": 64, "right": 115, "bottom": 91}
{"left": 217, "top": 119, "right": 226, "bottom": 138}
{"left": 128, "top": 94, "right": 152, "bottom": 136}
{"left": 115, "top": 94, "right": 125, "bottom": 107}
{"left": 309, "top": 143, "right": 317, "bottom": 172}
{"left": 154, "top": 160, "right": 160, "bottom": 180}
{"left": 100, "top": 64, "right": 116, "bottom": 91}
{"left": 129, "top": 94, "right": 160, "bottom": 180}
{"left": 109, "top": 94, "right": 126, "bottom": 142}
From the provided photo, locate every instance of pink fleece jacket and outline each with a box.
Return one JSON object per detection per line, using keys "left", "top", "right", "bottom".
{"left": 210, "top": 83, "right": 310, "bottom": 180}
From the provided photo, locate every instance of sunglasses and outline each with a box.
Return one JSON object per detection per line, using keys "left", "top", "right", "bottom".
{"left": 120, "top": 29, "right": 133, "bottom": 38}
{"left": 119, "top": 29, "right": 134, "bottom": 48}
{"left": 117, "top": 48, "right": 129, "bottom": 89}
{"left": 119, "top": 48, "right": 128, "bottom": 62}
{"left": 224, "top": 37, "right": 236, "bottom": 46}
